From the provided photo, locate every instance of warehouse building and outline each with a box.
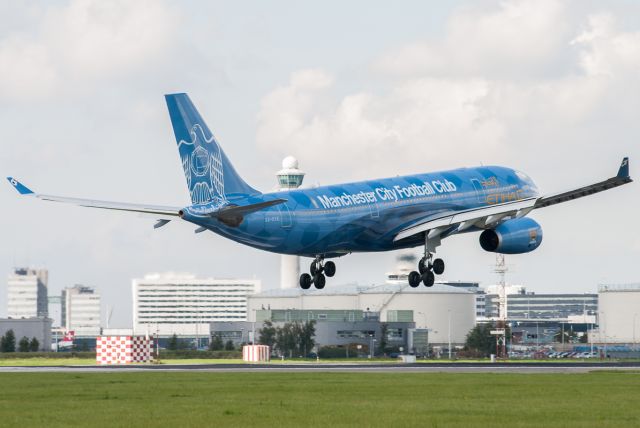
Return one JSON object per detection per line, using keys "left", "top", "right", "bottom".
{"left": 247, "top": 282, "right": 475, "bottom": 346}
{"left": 597, "top": 284, "right": 640, "bottom": 344}
{"left": 211, "top": 310, "right": 418, "bottom": 355}
{"left": 0, "top": 317, "right": 51, "bottom": 351}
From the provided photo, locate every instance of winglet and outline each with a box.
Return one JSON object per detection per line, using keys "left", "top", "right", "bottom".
{"left": 6, "top": 177, "right": 35, "bottom": 195}
{"left": 617, "top": 157, "right": 630, "bottom": 179}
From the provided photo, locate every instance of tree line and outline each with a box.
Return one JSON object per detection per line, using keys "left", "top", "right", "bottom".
{"left": 0, "top": 330, "right": 40, "bottom": 352}
{"left": 258, "top": 320, "right": 316, "bottom": 357}
{"left": 208, "top": 320, "right": 316, "bottom": 357}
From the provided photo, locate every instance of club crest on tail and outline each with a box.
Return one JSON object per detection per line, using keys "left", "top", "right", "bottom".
{"left": 179, "top": 124, "right": 227, "bottom": 206}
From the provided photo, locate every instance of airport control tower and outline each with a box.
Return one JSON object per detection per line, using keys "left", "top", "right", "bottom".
{"left": 277, "top": 156, "right": 305, "bottom": 289}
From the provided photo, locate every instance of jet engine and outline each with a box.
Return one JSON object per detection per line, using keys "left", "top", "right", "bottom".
{"left": 479, "top": 218, "right": 543, "bottom": 254}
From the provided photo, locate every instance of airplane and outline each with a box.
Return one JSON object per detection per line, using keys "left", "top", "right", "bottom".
{"left": 7, "top": 93, "right": 632, "bottom": 290}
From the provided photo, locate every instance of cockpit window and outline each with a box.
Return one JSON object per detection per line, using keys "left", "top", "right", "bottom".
{"left": 515, "top": 170, "right": 532, "bottom": 183}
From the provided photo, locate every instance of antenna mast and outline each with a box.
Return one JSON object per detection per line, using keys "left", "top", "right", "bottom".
{"left": 494, "top": 254, "right": 508, "bottom": 321}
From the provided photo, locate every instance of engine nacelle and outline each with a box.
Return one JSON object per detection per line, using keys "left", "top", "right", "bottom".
{"left": 479, "top": 218, "right": 543, "bottom": 254}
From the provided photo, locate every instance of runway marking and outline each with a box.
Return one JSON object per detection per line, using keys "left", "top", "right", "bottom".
{"left": 1, "top": 364, "right": 639, "bottom": 374}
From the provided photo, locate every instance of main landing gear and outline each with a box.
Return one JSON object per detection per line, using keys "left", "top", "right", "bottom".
{"left": 300, "top": 257, "right": 336, "bottom": 290}
{"left": 408, "top": 231, "right": 446, "bottom": 288}
{"left": 408, "top": 254, "right": 445, "bottom": 288}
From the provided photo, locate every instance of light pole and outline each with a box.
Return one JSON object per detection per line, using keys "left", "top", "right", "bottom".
{"left": 599, "top": 311, "right": 607, "bottom": 358}
{"left": 425, "top": 329, "right": 438, "bottom": 359}
{"left": 252, "top": 309, "right": 257, "bottom": 345}
{"left": 369, "top": 334, "right": 376, "bottom": 359}
{"left": 634, "top": 313, "right": 638, "bottom": 348}
{"left": 447, "top": 310, "right": 452, "bottom": 360}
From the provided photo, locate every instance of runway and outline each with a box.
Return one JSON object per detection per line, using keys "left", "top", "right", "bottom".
{"left": 2, "top": 362, "right": 640, "bottom": 374}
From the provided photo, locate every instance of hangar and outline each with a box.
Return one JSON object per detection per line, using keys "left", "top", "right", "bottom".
{"left": 247, "top": 281, "right": 476, "bottom": 346}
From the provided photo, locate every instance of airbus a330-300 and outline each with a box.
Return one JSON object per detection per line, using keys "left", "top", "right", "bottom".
{"left": 8, "top": 93, "right": 633, "bottom": 289}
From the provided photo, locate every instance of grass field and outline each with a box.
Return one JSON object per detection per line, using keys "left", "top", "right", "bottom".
{"left": 0, "top": 371, "right": 638, "bottom": 427}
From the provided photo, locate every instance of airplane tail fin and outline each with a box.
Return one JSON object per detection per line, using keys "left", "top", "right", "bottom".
{"left": 165, "top": 93, "right": 259, "bottom": 205}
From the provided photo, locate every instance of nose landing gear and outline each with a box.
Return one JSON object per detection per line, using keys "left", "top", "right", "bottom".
{"left": 300, "top": 257, "right": 336, "bottom": 290}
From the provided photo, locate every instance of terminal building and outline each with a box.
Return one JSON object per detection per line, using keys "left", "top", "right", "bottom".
{"left": 484, "top": 292, "right": 597, "bottom": 321}
{"left": 132, "top": 272, "right": 260, "bottom": 341}
{"left": 478, "top": 285, "right": 598, "bottom": 346}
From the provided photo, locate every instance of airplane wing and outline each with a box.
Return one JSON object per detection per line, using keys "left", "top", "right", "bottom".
{"left": 6, "top": 177, "right": 181, "bottom": 220}
{"left": 394, "top": 157, "right": 632, "bottom": 244}
{"left": 394, "top": 197, "right": 537, "bottom": 242}
{"left": 533, "top": 157, "right": 631, "bottom": 209}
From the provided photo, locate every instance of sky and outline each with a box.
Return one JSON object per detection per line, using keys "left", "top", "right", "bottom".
{"left": 1, "top": 0, "right": 639, "bottom": 327}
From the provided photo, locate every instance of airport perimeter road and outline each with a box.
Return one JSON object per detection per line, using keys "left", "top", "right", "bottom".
{"left": 1, "top": 362, "right": 640, "bottom": 373}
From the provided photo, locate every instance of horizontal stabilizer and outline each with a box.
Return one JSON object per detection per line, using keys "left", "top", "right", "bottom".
{"left": 154, "top": 219, "right": 171, "bottom": 229}
{"left": 210, "top": 199, "right": 287, "bottom": 220}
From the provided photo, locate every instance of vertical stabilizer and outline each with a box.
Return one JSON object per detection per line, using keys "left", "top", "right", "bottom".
{"left": 165, "top": 93, "right": 258, "bottom": 205}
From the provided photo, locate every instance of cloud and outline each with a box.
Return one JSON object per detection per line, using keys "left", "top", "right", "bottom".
{"left": 256, "top": 2, "right": 640, "bottom": 182}
{"left": 0, "top": 0, "right": 177, "bottom": 101}
{"left": 373, "top": 0, "right": 571, "bottom": 79}
{"left": 257, "top": 72, "right": 505, "bottom": 180}
{"left": 0, "top": 36, "right": 57, "bottom": 99}
{"left": 572, "top": 13, "right": 640, "bottom": 78}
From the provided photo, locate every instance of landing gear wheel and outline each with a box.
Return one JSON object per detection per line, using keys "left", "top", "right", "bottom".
{"left": 300, "top": 273, "right": 312, "bottom": 290}
{"left": 418, "top": 257, "right": 428, "bottom": 274}
{"left": 422, "top": 271, "right": 435, "bottom": 287}
{"left": 310, "top": 261, "right": 320, "bottom": 276}
{"left": 324, "top": 261, "right": 336, "bottom": 277}
{"left": 432, "top": 258, "right": 445, "bottom": 275}
{"left": 408, "top": 271, "right": 421, "bottom": 288}
{"left": 314, "top": 273, "right": 326, "bottom": 289}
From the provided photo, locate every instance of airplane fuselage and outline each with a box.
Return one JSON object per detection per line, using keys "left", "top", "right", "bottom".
{"left": 181, "top": 165, "right": 539, "bottom": 258}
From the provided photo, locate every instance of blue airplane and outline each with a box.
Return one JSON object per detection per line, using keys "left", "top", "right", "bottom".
{"left": 7, "top": 93, "right": 632, "bottom": 289}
